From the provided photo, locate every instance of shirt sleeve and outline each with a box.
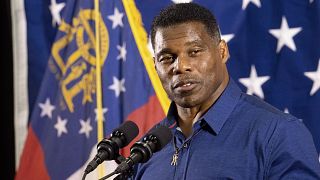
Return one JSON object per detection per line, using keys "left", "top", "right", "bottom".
{"left": 266, "top": 118, "right": 320, "bottom": 179}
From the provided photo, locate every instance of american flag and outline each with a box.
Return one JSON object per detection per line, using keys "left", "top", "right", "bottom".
{"left": 16, "top": 0, "right": 320, "bottom": 179}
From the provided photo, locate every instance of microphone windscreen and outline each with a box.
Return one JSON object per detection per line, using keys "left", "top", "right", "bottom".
{"left": 114, "top": 120, "right": 139, "bottom": 146}
{"left": 148, "top": 125, "right": 173, "bottom": 151}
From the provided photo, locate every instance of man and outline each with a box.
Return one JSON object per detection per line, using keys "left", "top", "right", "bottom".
{"left": 134, "top": 3, "right": 320, "bottom": 179}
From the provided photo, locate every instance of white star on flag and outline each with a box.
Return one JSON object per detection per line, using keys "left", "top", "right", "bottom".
{"left": 310, "top": 0, "right": 314, "bottom": 3}
{"left": 269, "top": 16, "right": 302, "bottom": 53}
{"left": 54, "top": 116, "right": 68, "bottom": 137}
{"left": 221, "top": 34, "right": 235, "bottom": 43}
{"left": 109, "top": 77, "right": 126, "bottom": 97}
{"left": 39, "top": 98, "right": 55, "bottom": 119}
{"left": 239, "top": 65, "right": 270, "bottom": 99}
{"left": 79, "top": 118, "right": 93, "bottom": 138}
{"left": 117, "top": 42, "right": 127, "bottom": 61}
{"left": 242, "top": 0, "right": 261, "bottom": 10}
{"left": 304, "top": 60, "right": 320, "bottom": 96}
{"left": 94, "top": 107, "right": 108, "bottom": 121}
{"left": 284, "top": 108, "right": 289, "bottom": 113}
{"left": 49, "top": 0, "right": 65, "bottom": 26}
{"left": 108, "top": 7, "right": 124, "bottom": 29}
{"left": 284, "top": 108, "right": 303, "bottom": 122}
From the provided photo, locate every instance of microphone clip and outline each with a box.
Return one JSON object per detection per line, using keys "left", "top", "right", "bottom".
{"left": 97, "top": 139, "right": 120, "bottom": 161}
{"left": 114, "top": 155, "right": 134, "bottom": 180}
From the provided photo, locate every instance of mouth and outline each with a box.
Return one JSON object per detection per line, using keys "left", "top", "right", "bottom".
{"left": 172, "top": 80, "right": 198, "bottom": 93}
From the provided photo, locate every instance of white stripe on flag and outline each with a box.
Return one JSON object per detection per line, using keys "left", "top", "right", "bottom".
{"left": 67, "top": 145, "right": 118, "bottom": 180}
{"left": 11, "top": 0, "right": 28, "bottom": 170}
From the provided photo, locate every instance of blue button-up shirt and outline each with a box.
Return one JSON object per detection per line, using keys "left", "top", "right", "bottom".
{"left": 134, "top": 79, "right": 320, "bottom": 180}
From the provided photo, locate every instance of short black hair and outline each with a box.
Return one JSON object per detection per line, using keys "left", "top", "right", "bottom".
{"left": 150, "top": 3, "right": 221, "bottom": 48}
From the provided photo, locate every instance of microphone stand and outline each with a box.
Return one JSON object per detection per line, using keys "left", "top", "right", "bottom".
{"left": 113, "top": 167, "right": 134, "bottom": 180}
{"left": 98, "top": 155, "right": 134, "bottom": 180}
{"left": 114, "top": 155, "right": 134, "bottom": 180}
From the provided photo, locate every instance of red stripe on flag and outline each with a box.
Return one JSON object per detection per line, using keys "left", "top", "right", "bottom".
{"left": 15, "top": 127, "right": 50, "bottom": 180}
{"left": 121, "top": 95, "right": 166, "bottom": 157}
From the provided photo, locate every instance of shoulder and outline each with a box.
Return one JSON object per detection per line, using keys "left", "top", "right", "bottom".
{"left": 233, "top": 92, "right": 313, "bottom": 151}
{"left": 235, "top": 93, "right": 320, "bottom": 177}
{"left": 233, "top": 92, "right": 304, "bottom": 135}
{"left": 238, "top": 92, "right": 296, "bottom": 122}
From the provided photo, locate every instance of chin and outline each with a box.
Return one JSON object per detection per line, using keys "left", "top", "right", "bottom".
{"left": 168, "top": 91, "right": 201, "bottom": 107}
{"left": 175, "top": 102, "right": 194, "bottom": 108}
{"left": 174, "top": 97, "right": 199, "bottom": 108}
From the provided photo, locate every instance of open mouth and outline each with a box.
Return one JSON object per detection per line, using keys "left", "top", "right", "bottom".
{"left": 172, "top": 80, "right": 198, "bottom": 92}
{"left": 182, "top": 82, "right": 192, "bottom": 87}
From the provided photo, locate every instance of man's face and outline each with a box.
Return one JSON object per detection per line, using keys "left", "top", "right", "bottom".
{"left": 153, "top": 22, "right": 229, "bottom": 108}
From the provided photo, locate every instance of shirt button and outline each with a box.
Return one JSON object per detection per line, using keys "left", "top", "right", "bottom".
{"left": 183, "top": 143, "right": 188, "bottom": 148}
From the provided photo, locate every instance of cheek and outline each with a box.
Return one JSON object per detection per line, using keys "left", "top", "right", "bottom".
{"left": 197, "top": 60, "right": 217, "bottom": 77}
{"left": 156, "top": 66, "right": 171, "bottom": 87}
{"left": 196, "top": 61, "right": 220, "bottom": 88}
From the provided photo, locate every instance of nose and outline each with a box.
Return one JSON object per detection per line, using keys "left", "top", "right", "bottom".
{"left": 172, "top": 55, "right": 191, "bottom": 74}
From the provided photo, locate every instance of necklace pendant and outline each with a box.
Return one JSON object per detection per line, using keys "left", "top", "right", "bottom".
{"left": 171, "top": 151, "right": 179, "bottom": 166}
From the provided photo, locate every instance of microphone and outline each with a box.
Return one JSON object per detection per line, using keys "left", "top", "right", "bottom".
{"left": 84, "top": 120, "right": 139, "bottom": 175}
{"left": 114, "top": 125, "right": 173, "bottom": 174}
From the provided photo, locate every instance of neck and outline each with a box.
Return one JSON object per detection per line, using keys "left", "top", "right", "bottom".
{"left": 176, "top": 76, "right": 229, "bottom": 137}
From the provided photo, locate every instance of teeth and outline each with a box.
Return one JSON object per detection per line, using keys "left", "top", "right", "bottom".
{"left": 183, "top": 83, "right": 191, "bottom": 87}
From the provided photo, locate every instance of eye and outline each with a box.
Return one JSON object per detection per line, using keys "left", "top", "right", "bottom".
{"left": 159, "top": 55, "right": 175, "bottom": 63}
{"left": 189, "top": 49, "right": 201, "bottom": 57}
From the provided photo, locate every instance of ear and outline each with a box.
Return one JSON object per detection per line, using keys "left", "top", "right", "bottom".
{"left": 218, "top": 40, "right": 230, "bottom": 63}
{"left": 153, "top": 57, "right": 157, "bottom": 71}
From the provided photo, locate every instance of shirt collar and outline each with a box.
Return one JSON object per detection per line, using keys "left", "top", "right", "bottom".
{"left": 165, "top": 78, "right": 242, "bottom": 134}
{"left": 202, "top": 78, "right": 241, "bottom": 134}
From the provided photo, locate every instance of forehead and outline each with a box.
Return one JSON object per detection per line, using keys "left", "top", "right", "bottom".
{"left": 154, "top": 22, "right": 212, "bottom": 52}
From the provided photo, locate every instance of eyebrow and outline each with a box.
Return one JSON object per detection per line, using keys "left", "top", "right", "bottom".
{"left": 156, "top": 48, "right": 173, "bottom": 59}
{"left": 184, "top": 40, "right": 204, "bottom": 47}
{"left": 155, "top": 40, "right": 206, "bottom": 59}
